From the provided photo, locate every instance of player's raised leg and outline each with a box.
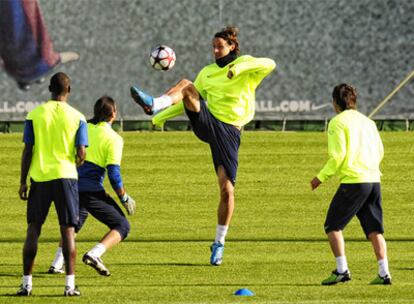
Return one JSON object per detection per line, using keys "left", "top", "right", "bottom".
{"left": 130, "top": 79, "right": 198, "bottom": 115}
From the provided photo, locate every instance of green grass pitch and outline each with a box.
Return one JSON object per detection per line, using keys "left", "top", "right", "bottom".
{"left": 0, "top": 131, "right": 413, "bottom": 303}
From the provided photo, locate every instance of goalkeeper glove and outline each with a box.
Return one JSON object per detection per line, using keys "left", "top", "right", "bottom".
{"left": 120, "top": 193, "right": 136, "bottom": 215}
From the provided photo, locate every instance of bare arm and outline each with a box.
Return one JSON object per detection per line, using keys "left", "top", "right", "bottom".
{"left": 19, "top": 144, "right": 33, "bottom": 200}
{"left": 76, "top": 145, "right": 86, "bottom": 167}
{"left": 114, "top": 186, "right": 126, "bottom": 199}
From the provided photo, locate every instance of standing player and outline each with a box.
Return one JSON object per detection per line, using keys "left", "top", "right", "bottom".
{"left": 48, "top": 96, "right": 136, "bottom": 277}
{"left": 18, "top": 72, "right": 87, "bottom": 296}
{"left": 311, "top": 83, "right": 392, "bottom": 285}
{"left": 130, "top": 26, "right": 275, "bottom": 265}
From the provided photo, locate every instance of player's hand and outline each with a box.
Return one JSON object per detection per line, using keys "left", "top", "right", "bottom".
{"left": 121, "top": 194, "right": 136, "bottom": 215}
{"left": 19, "top": 184, "right": 28, "bottom": 200}
{"left": 227, "top": 64, "right": 234, "bottom": 79}
{"left": 310, "top": 177, "right": 322, "bottom": 191}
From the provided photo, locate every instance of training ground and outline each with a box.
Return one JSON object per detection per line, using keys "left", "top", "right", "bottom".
{"left": 0, "top": 131, "right": 413, "bottom": 303}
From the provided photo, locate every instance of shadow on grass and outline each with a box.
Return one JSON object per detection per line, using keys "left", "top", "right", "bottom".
{"left": 110, "top": 262, "right": 210, "bottom": 267}
{"left": 3, "top": 237, "right": 414, "bottom": 243}
{"left": 0, "top": 273, "right": 20, "bottom": 278}
{"left": 0, "top": 272, "right": 63, "bottom": 279}
{"left": 0, "top": 294, "right": 63, "bottom": 298}
{"left": 76, "top": 282, "right": 319, "bottom": 287}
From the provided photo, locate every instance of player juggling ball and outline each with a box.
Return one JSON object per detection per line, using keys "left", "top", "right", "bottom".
{"left": 49, "top": 96, "right": 136, "bottom": 277}
{"left": 311, "top": 84, "right": 392, "bottom": 286}
{"left": 18, "top": 72, "right": 88, "bottom": 297}
{"left": 130, "top": 26, "right": 275, "bottom": 266}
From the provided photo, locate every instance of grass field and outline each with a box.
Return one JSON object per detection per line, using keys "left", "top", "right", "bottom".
{"left": 0, "top": 131, "right": 413, "bottom": 303}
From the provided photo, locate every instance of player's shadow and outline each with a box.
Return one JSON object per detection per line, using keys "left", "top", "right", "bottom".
{"left": 396, "top": 267, "right": 414, "bottom": 271}
{"left": 0, "top": 294, "right": 63, "bottom": 298}
{"left": 77, "top": 282, "right": 318, "bottom": 287}
{"left": 144, "top": 283, "right": 319, "bottom": 287}
{"left": 111, "top": 262, "right": 209, "bottom": 267}
{"left": 0, "top": 273, "right": 20, "bottom": 278}
{"left": 0, "top": 272, "right": 53, "bottom": 278}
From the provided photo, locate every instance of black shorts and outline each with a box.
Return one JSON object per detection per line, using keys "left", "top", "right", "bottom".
{"left": 324, "top": 183, "right": 384, "bottom": 237}
{"left": 185, "top": 99, "right": 241, "bottom": 185}
{"left": 27, "top": 178, "right": 79, "bottom": 226}
{"left": 76, "top": 191, "right": 130, "bottom": 239}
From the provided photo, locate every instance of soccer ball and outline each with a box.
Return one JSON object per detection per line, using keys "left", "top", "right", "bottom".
{"left": 149, "top": 45, "right": 176, "bottom": 71}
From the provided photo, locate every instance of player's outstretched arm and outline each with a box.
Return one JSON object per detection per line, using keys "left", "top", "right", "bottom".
{"left": 229, "top": 57, "right": 276, "bottom": 79}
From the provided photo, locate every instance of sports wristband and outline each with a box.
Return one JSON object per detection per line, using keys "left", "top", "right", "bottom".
{"left": 120, "top": 193, "right": 128, "bottom": 203}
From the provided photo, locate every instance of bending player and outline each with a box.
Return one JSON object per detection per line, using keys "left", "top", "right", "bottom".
{"left": 130, "top": 26, "right": 275, "bottom": 265}
{"left": 311, "top": 84, "right": 392, "bottom": 285}
{"left": 49, "top": 96, "right": 136, "bottom": 276}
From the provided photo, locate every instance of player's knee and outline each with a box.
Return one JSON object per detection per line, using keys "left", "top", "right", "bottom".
{"left": 117, "top": 219, "right": 130, "bottom": 240}
{"left": 176, "top": 78, "right": 192, "bottom": 88}
{"left": 182, "top": 83, "right": 198, "bottom": 99}
{"left": 220, "top": 186, "right": 234, "bottom": 202}
{"left": 182, "top": 84, "right": 200, "bottom": 112}
{"left": 60, "top": 225, "right": 75, "bottom": 236}
{"left": 27, "top": 223, "right": 42, "bottom": 237}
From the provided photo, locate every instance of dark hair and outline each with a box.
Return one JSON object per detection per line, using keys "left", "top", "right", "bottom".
{"left": 214, "top": 26, "right": 240, "bottom": 55}
{"left": 88, "top": 95, "right": 117, "bottom": 124}
{"left": 332, "top": 83, "right": 357, "bottom": 111}
{"left": 49, "top": 72, "right": 71, "bottom": 95}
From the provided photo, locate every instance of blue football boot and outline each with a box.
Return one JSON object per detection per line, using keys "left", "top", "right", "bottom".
{"left": 130, "top": 86, "right": 155, "bottom": 115}
{"left": 210, "top": 242, "right": 224, "bottom": 266}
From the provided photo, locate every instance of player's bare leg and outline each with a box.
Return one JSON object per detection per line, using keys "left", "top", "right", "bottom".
{"left": 17, "top": 223, "right": 41, "bottom": 296}
{"left": 22, "top": 223, "right": 42, "bottom": 275}
{"left": 321, "top": 230, "right": 351, "bottom": 285}
{"left": 58, "top": 225, "right": 80, "bottom": 296}
{"left": 99, "top": 229, "right": 122, "bottom": 249}
{"left": 60, "top": 226, "right": 76, "bottom": 275}
{"left": 210, "top": 166, "right": 234, "bottom": 266}
{"left": 368, "top": 232, "right": 391, "bottom": 284}
{"left": 217, "top": 166, "right": 235, "bottom": 226}
{"left": 82, "top": 230, "right": 122, "bottom": 277}
{"left": 327, "top": 230, "right": 345, "bottom": 257}
{"left": 130, "top": 78, "right": 200, "bottom": 114}
{"left": 180, "top": 81, "right": 201, "bottom": 112}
